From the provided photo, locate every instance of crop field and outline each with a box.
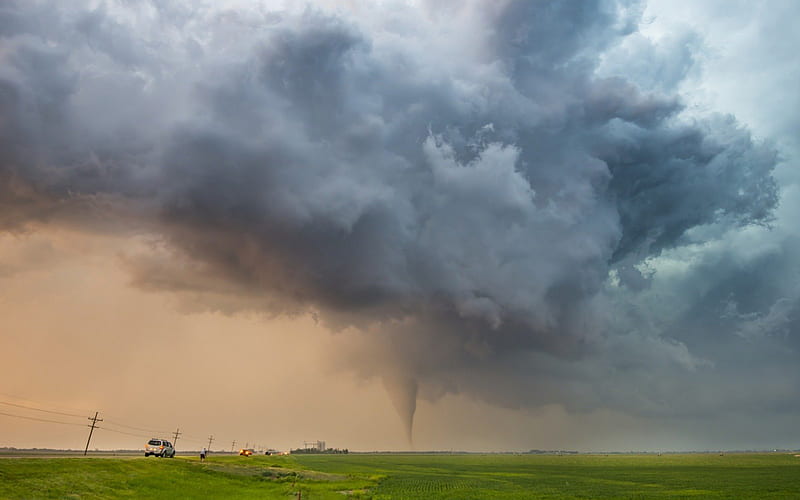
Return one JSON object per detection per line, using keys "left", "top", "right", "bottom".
{"left": 1, "top": 452, "right": 799, "bottom": 499}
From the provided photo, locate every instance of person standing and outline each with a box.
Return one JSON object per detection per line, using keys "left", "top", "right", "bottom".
{"left": 200, "top": 447, "right": 207, "bottom": 461}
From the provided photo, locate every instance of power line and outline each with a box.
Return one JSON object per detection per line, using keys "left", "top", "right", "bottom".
{"left": 84, "top": 412, "right": 103, "bottom": 456}
{"left": 1, "top": 407, "right": 221, "bottom": 449}
{"left": 0, "top": 396, "right": 255, "bottom": 451}
{"left": 100, "top": 427, "right": 151, "bottom": 439}
{"left": 100, "top": 426, "right": 205, "bottom": 446}
{"left": 102, "top": 418, "right": 170, "bottom": 436}
{"left": 0, "top": 409, "right": 178, "bottom": 441}
{"left": 180, "top": 432, "right": 206, "bottom": 440}
{"left": 0, "top": 400, "right": 86, "bottom": 418}
{"left": 101, "top": 424, "right": 209, "bottom": 446}
{"left": 99, "top": 415, "right": 204, "bottom": 440}
{"left": 101, "top": 427, "right": 145, "bottom": 437}
{"left": 0, "top": 410, "right": 86, "bottom": 427}
{"left": 0, "top": 392, "right": 94, "bottom": 415}
{"left": 101, "top": 417, "right": 205, "bottom": 440}
{"left": 0, "top": 397, "right": 177, "bottom": 441}
{"left": 0, "top": 395, "right": 179, "bottom": 438}
{"left": 0, "top": 394, "right": 215, "bottom": 442}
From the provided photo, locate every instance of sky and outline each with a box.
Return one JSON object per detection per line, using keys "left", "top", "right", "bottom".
{"left": 1, "top": 0, "right": 798, "bottom": 453}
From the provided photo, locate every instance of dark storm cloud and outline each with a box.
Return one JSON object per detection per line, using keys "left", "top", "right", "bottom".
{"left": 0, "top": 0, "right": 791, "bottom": 432}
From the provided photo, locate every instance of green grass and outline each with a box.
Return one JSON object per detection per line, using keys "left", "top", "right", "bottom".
{"left": 295, "top": 453, "right": 800, "bottom": 499}
{"left": 0, "top": 454, "right": 371, "bottom": 499}
{"left": 1, "top": 453, "right": 799, "bottom": 499}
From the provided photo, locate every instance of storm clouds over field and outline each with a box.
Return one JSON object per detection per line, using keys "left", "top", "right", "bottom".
{"left": 1, "top": 0, "right": 798, "bottom": 450}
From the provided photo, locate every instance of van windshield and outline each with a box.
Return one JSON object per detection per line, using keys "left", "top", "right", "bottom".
{"left": 148, "top": 440, "right": 161, "bottom": 446}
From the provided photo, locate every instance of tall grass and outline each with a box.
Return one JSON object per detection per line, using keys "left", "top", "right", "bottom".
{"left": 1, "top": 452, "right": 798, "bottom": 499}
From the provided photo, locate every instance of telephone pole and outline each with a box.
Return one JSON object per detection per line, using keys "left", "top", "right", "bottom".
{"left": 172, "top": 428, "right": 182, "bottom": 448}
{"left": 231, "top": 440, "right": 236, "bottom": 453}
{"left": 84, "top": 412, "right": 103, "bottom": 456}
{"left": 207, "top": 435, "right": 214, "bottom": 451}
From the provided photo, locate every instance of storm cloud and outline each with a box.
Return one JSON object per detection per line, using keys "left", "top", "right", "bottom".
{"left": 1, "top": 0, "right": 796, "bottom": 441}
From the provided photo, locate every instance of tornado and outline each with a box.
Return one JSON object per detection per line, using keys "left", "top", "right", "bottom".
{"left": 383, "top": 376, "right": 418, "bottom": 446}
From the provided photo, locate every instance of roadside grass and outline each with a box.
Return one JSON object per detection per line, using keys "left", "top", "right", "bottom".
{"left": 1, "top": 452, "right": 798, "bottom": 499}
{"left": 0, "top": 455, "right": 374, "bottom": 499}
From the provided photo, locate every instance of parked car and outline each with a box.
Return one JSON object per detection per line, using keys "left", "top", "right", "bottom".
{"left": 239, "top": 448, "right": 254, "bottom": 456}
{"left": 145, "top": 438, "right": 176, "bottom": 458}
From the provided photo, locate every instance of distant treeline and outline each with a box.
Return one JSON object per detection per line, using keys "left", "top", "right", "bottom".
{"left": 526, "top": 450, "right": 579, "bottom": 455}
{"left": 290, "top": 448, "right": 349, "bottom": 454}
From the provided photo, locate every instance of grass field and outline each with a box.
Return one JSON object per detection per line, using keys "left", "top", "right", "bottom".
{"left": 1, "top": 452, "right": 798, "bottom": 499}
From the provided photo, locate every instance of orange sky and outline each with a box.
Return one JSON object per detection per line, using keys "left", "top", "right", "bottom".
{"left": 0, "top": 226, "right": 686, "bottom": 452}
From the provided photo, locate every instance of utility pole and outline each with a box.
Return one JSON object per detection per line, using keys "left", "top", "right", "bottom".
{"left": 231, "top": 440, "right": 236, "bottom": 453}
{"left": 172, "top": 428, "right": 182, "bottom": 448}
{"left": 207, "top": 435, "right": 214, "bottom": 452}
{"left": 84, "top": 412, "right": 103, "bottom": 456}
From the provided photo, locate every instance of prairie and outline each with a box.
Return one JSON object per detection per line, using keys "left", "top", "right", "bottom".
{"left": 1, "top": 452, "right": 798, "bottom": 499}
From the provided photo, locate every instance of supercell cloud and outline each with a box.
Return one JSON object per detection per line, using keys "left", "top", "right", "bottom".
{"left": 1, "top": 0, "right": 797, "bottom": 441}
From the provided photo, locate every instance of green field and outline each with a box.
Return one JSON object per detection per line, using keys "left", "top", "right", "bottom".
{"left": 1, "top": 453, "right": 799, "bottom": 499}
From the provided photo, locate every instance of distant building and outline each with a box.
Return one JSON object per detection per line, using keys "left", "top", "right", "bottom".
{"left": 291, "top": 441, "right": 347, "bottom": 454}
{"left": 303, "top": 440, "right": 325, "bottom": 452}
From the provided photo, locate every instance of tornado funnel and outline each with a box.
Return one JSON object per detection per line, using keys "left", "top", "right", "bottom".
{"left": 382, "top": 375, "right": 418, "bottom": 446}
